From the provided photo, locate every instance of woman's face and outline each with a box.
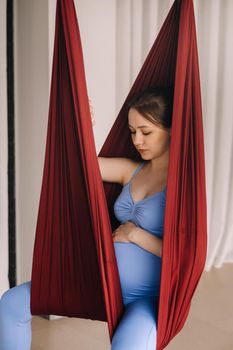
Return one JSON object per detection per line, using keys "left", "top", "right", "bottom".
{"left": 128, "top": 108, "right": 171, "bottom": 160}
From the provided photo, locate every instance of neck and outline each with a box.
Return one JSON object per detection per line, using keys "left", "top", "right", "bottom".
{"left": 149, "top": 147, "right": 170, "bottom": 172}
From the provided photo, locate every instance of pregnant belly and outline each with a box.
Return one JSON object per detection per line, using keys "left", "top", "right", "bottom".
{"left": 114, "top": 242, "right": 162, "bottom": 305}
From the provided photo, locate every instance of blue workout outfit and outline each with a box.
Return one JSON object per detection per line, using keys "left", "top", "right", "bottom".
{"left": 0, "top": 161, "right": 167, "bottom": 350}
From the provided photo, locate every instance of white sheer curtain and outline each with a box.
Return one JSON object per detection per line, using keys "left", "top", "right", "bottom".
{"left": 115, "top": 0, "right": 233, "bottom": 271}
{"left": 195, "top": 0, "right": 233, "bottom": 270}
{"left": 0, "top": 0, "right": 9, "bottom": 296}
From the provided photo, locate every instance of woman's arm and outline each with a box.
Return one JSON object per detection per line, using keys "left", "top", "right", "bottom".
{"left": 98, "top": 157, "right": 140, "bottom": 185}
{"left": 90, "top": 102, "right": 140, "bottom": 185}
{"left": 113, "top": 221, "right": 163, "bottom": 258}
{"left": 130, "top": 227, "right": 163, "bottom": 258}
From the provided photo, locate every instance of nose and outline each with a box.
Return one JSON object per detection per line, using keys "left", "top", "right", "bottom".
{"left": 133, "top": 132, "right": 144, "bottom": 146}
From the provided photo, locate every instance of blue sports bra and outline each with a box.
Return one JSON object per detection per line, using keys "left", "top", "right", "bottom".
{"left": 113, "top": 161, "right": 167, "bottom": 238}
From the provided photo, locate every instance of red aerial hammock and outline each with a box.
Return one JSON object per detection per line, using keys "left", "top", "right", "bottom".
{"left": 30, "top": 0, "right": 207, "bottom": 349}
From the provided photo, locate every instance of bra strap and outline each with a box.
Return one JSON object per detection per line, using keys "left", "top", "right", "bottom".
{"left": 128, "top": 161, "right": 145, "bottom": 183}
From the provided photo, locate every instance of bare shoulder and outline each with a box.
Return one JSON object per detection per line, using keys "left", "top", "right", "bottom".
{"left": 120, "top": 158, "right": 141, "bottom": 185}
{"left": 98, "top": 157, "right": 141, "bottom": 185}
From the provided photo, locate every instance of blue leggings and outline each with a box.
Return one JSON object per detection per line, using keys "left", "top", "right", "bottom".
{"left": 0, "top": 281, "right": 158, "bottom": 349}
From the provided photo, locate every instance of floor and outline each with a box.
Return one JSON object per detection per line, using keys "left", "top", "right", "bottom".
{"left": 31, "top": 263, "right": 233, "bottom": 350}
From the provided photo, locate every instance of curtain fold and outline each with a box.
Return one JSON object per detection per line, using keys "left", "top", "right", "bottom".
{"left": 30, "top": 0, "right": 207, "bottom": 349}
{"left": 194, "top": 0, "right": 233, "bottom": 271}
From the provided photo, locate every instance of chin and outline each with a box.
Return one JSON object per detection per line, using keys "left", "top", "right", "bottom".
{"left": 138, "top": 151, "right": 151, "bottom": 160}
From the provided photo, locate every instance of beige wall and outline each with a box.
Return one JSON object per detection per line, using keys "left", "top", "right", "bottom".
{"left": 0, "top": 0, "right": 9, "bottom": 294}
{"left": 14, "top": 0, "right": 49, "bottom": 283}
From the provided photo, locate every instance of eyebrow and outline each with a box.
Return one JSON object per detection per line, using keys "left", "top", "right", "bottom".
{"left": 128, "top": 124, "right": 151, "bottom": 129}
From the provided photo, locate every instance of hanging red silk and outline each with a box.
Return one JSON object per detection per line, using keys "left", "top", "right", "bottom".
{"left": 30, "top": 0, "right": 207, "bottom": 349}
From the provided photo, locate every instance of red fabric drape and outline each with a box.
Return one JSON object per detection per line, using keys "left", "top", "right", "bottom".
{"left": 30, "top": 0, "right": 207, "bottom": 349}
{"left": 30, "top": 0, "right": 124, "bottom": 330}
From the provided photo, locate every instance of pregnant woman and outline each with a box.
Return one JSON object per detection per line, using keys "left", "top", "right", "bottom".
{"left": 0, "top": 87, "right": 172, "bottom": 350}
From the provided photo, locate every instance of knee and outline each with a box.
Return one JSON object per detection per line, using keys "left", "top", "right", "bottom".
{"left": 0, "top": 281, "right": 31, "bottom": 320}
{"left": 1, "top": 288, "right": 16, "bottom": 314}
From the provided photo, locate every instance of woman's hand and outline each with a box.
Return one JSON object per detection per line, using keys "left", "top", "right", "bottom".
{"left": 88, "top": 98, "right": 95, "bottom": 126}
{"left": 112, "top": 221, "right": 137, "bottom": 243}
{"left": 112, "top": 221, "right": 163, "bottom": 257}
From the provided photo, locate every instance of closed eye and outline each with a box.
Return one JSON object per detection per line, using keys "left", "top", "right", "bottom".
{"left": 130, "top": 131, "right": 151, "bottom": 136}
